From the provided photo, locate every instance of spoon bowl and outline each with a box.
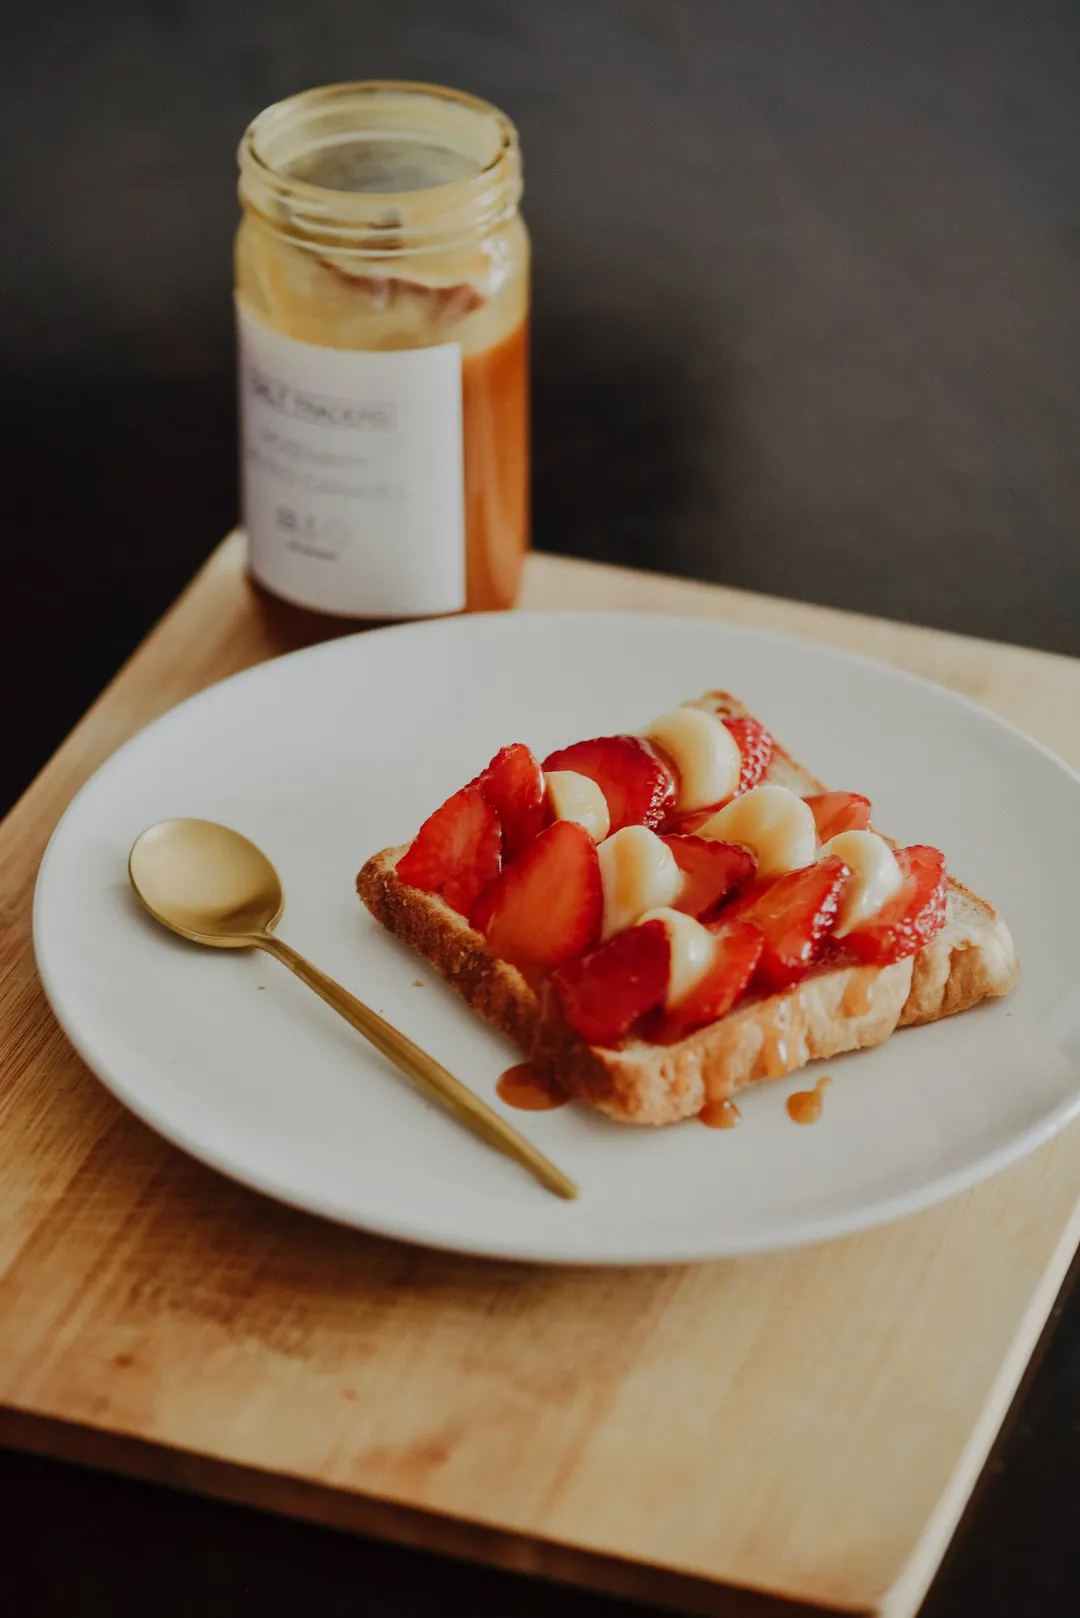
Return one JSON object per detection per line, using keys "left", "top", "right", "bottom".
{"left": 128, "top": 818, "right": 577, "bottom": 1199}
{"left": 130, "top": 818, "right": 284, "bottom": 945}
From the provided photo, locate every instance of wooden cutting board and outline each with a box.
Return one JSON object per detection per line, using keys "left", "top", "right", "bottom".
{"left": 3, "top": 532, "right": 1080, "bottom": 1618}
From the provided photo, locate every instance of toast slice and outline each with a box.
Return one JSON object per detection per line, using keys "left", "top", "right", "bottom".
{"left": 357, "top": 692, "right": 1019, "bottom": 1125}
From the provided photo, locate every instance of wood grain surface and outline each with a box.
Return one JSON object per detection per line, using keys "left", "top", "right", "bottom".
{"left": 3, "top": 535, "right": 1080, "bottom": 1618}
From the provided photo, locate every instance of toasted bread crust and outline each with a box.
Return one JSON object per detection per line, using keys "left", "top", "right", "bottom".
{"left": 532, "top": 959, "right": 915, "bottom": 1123}
{"left": 898, "top": 877, "right": 1019, "bottom": 1027}
{"left": 356, "top": 691, "right": 1020, "bottom": 1125}
{"left": 358, "top": 844, "right": 540, "bottom": 1053}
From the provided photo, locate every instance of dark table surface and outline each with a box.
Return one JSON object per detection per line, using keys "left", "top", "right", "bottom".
{"left": 4, "top": 2, "right": 1080, "bottom": 1613}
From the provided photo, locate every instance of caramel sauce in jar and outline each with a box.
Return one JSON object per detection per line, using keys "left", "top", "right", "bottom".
{"left": 462, "top": 321, "right": 529, "bottom": 610}
{"left": 236, "top": 81, "right": 529, "bottom": 621}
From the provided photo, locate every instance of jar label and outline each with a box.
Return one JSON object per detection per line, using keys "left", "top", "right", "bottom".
{"left": 237, "top": 301, "right": 466, "bottom": 616}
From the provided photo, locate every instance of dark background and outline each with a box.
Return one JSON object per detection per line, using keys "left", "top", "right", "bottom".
{"left": 3, "top": 2, "right": 1080, "bottom": 1613}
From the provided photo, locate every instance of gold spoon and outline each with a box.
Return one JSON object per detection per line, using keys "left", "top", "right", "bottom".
{"left": 128, "top": 818, "right": 578, "bottom": 1201}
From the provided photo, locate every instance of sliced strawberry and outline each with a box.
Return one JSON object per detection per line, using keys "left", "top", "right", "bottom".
{"left": 471, "top": 820, "right": 602, "bottom": 970}
{"left": 467, "top": 879, "right": 499, "bottom": 938}
{"left": 666, "top": 807, "right": 717, "bottom": 836}
{"left": 721, "top": 855, "right": 850, "bottom": 992}
{"left": 651, "top": 922, "right": 764, "bottom": 1042}
{"left": 804, "top": 791, "right": 872, "bottom": 842}
{"left": 661, "top": 835, "right": 755, "bottom": 918}
{"left": 397, "top": 785, "right": 501, "bottom": 916}
{"left": 551, "top": 920, "right": 671, "bottom": 1047}
{"left": 845, "top": 845, "right": 947, "bottom": 965}
{"left": 541, "top": 735, "right": 675, "bottom": 833}
{"left": 471, "top": 743, "right": 546, "bottom": 860}
{"left": 724, "top": 717, "right": 775, "bottom": 795}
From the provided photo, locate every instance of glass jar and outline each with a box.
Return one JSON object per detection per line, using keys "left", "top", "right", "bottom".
{"left": 236, "top": 81, "right": 529, "bottom": 619}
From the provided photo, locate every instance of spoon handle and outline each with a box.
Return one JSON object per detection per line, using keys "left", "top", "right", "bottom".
{"left": 256, "top": 934, "right": 578, "bottom": 1201}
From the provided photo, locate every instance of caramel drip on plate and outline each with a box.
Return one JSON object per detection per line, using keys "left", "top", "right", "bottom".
{"left": 496, "top": 1063, "right": 568, "bottom": 1111}
{"left": 699, "top": 1097, "right": 741, "bottom": 1130}
{"left": 786, "top": 1075, "right": 831, "bottom": 1126}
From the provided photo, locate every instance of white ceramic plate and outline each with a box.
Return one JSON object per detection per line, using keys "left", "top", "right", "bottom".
{"left": 33, "top": 610, "right": 1080, "bottom": 1264}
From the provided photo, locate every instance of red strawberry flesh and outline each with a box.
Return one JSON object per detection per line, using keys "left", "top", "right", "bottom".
{"left": 541, "top": 735, "right": 675, "bottom": 832}
{"left": 845, "top": 845, "right": 947, "bottom": 965}
{"left": 724, "top": 716, "right": 775, "bottom": 795}
{"left": 651, "top": 922, "right": 764, "bottom": 1042}
{"left": 396, "top": 785, "right": 501, "bottom": 916}
{"left": 722, "top": 855, "right": 850, "bottom": 991}
{"left": 471, "top": 743, "right": 546, "bottom": 859}
{"left": 804, "top": 791, "right": 872, "bottom": 842}
{"left": 661, "top": 835, "right": 755, "bottom": 918}
{"left": 551, "top": 920, "right": 671, "bottom": 1047}
{"left": 472, "top": 820, "right": 602, "bottom": 971}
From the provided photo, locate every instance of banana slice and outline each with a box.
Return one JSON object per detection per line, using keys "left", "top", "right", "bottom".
{"left": 698, "top": 785, "right": 817, "bottom": 880}
{"left": 641, "top": 709, "right": 741, "bottom": 812}
{"left": 820, "top": 830, "right": 904, "bottom": 936}
{"left": 545, "top": 770, "right": 611, "bottom": 843}
{"left": 640, "top": 906, "right": 717, "bottom": 1007}
{"left": 598, "top": 825, "right": 682, "bottom": 940}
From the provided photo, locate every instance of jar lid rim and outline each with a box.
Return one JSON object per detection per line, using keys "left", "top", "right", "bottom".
{"left": 238, "top": 80, "right": 522, "bottom": 248}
